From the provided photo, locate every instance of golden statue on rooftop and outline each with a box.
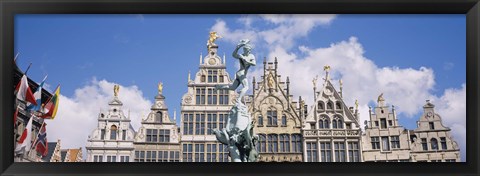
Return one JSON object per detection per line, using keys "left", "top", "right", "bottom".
{"left": 113, "top": 85, "right": 120, "bottom": 97}
{"left": 158, "top": 82, "right": 163, "bottom": 94}
{"left": 207, "top": 31, "right": 222, "bottom": 52}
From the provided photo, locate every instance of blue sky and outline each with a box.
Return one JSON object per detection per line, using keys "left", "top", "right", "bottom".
{"left": 15, "top": 14, "right": 466, "bottom": 161}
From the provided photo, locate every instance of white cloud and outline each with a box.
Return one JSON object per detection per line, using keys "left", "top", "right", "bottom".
{"left": 47, "top": 78, "right": 151, "bottom": 160}
{"left": 431, "top": 84, "right": 466, "bottom": 161}
{"left": 212, "top": 14, "right": 466, "bottom": 161}
{"left": 211, "top": 14, "right": 336, "bottom": 50}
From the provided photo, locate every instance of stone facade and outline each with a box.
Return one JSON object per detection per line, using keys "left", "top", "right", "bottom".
{"left": 179, "top": 45, "right": 235, "bottom": 162}
{"left": 244, "top": 58, "right": 303, "bottom": 162}
{"left": 362, "top": 96, "right": 411, "bottom": 162}
{"left": 409, "top": 100, "right": 461, "bottom": 162}
{"left": 85, "top": 94, "right": 136, "bottom": 162}
{"left": 133, "top": 87, "right": 181, "bottom": 162}
{"left": 303, "top": 70, "right": 362, "bottom": 162}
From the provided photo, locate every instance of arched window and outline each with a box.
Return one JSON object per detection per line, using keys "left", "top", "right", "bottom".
{"left": 319, "top": 115, "right": 330, "bottom": 129}
{"left": 336, "top": 102, "right": 342, "bottom": 110}
{"left": 110, "top": 125, "right": 117, "bottom": 140}
{"left": 279, "top": 134, "right": 290, "bottom": 152}
{"left": 431, "top": 138, "right": 439, "bottom": 150}
{"left": 155, "top": 111, "right": 163, "bottom": 123}
{"left": 291, "top": 134, "right": 302, "bottom": 153}
{"left": 318, "top": 101, "right": 325, "bottom": 110}
{"left": 257, "top": 134, "right": 267, "bottom": 153}
{"left": 332, "top": 116, "right": 343, "bottom": 129}
{"left": 257, "top": 115, "right": 263, "bottom": 126}
{"left": 327, "top": 102, "right": 333, "bottom": 110}
{"left": 268, "top": 134, "right": 278, "bottom": 153}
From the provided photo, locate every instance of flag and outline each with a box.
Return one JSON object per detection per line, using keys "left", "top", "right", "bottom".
{"left": 27, "top": 75, "right": 47, "bottom": 111}
{"left": 15, "top": 116, "right": 33, "bottom": 153}
{"left": 34, "top": 123, "right": 48, "bottom": 157}
{"left": 41, "top": 85, "right": 60, "bottom": 119}
{"left": 15, "top": 75, "right": 37, "bottom": 106}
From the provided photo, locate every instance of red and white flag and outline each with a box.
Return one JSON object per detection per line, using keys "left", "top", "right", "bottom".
{"left": 14, "top": 75, "right": 37, "bottom": 105}
{"left": 15, "top": 116, "right": 33, "bottom": 153}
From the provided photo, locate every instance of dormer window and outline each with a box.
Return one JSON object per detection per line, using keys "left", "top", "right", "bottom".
{"left": 156, "top": 111, "right": 163, "bottom": 123}
{"left": 110, "top": 125, "right": 117, "bottom": 140}
{"left": 380, "top": 119, "right": 387, "bottom": 129}
{"left": 335, "top": 102, "right": 341, "bottom": 110}
{"left": 318, "top": 101, "right": 325, "bottom": 110}
{"left": 327, "top": 102, "right": 333, "bottom": 110}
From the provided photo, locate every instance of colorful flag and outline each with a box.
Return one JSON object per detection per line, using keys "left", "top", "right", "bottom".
{"left": 15, "top": 75, "right": 37, "bottom": 106}
{"left": 15, "top": 116, "right": 33, "bottom": 153}
{"left": 34, "top": 123, "right": 48, "bottom": 157}
{"left": 41, "top": 85, "right": 60, "bottom": 119}
{"left": 27, "top": 75, "right": 47, "bottom": 111}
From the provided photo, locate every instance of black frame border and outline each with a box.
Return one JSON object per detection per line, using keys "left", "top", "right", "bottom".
{"left": 1, "top": 0, "right": 479, "bottom": 176}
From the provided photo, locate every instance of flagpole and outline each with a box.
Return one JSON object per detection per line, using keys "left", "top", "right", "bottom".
{"left": 14, "top": 52, "right": 19, "bottom": 62}
{"left": 24, "top": 63, "right": 32, "bottom": 75}
{"left": 30, "top": 120, "right": 45, "bottom": 156}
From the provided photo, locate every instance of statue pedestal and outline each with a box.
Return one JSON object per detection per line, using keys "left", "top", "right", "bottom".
{"left": 213, "top": 102, "right": 259, "bottom": 162}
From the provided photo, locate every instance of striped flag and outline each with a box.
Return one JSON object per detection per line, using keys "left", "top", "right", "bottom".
{"left": 41, "top": 85, "right": 60, "bottom": 119}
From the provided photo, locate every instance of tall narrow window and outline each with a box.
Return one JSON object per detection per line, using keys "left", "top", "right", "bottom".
{"left": 291, "top": 134, "right": 302, "bottom": 153}
{"left": 122, "top": 130, "right": 126, "bottom": 140}
{"left": 320, "top": 142, "right": 332, "bottom": 162}
{"left": 155, "top": 111, "right": 163, "bottom": 123}
{"left": 201, "top": 75, "right": 206, "bottom": 82}
{"left": 348, "top": 142, "right": 360, "bottom": 162}
{"left": 268, "top": 134, "right": 278, "bottom": 153}
{"left": 381, "top": 136, "right": 390, "bottom": 151}
{"left": 431, "top": 138, "right": 438, "bottom": 150}
{"left": 195, "top": 113, "right": 205, "bottom": 135}
{"left": 257, "top": 115, "right": 263, "bottom": 126}
{"left": 267, "top": 108, "right": 278, "bottom": 126}
{"left": 371, "top": 137, "right": 380, "bottom": 149}
{"left": 110, "top": 125, "right": 117, "bottom": 140}
{"left": 207, "top": 113, "right": 217, "bottom": 135}
{"left": 207, "top": 88, "right": 218, "bottom": 105}
{"left": 380, "top": 118, "right": 387, "bottom": 129}
{"left": 429, "top": 122, "right": 435, "bottom": 130}
{"left": 218, "top": 90, "right": 229, "bottom": 105}
{"left": 334, "top": 142, "right": 346, "bottom": 162}
{"left": 257, "top": 134, "right": 267, "bottom": 153}
{"left": 421, "top": 138, "right": 428, "bottom": 151}
{"left": 183, "top": 144, "right": 193, "bottom": 162}
{"left": 440, "top": 137, "right": 447, "bottom": 150}
{"left": 279, "top": 134, "right": 290, "bottom": 152}
{"left": 281, "top": 115, "right": 287, "bottom": 126}
{"left": 183, "top": 113, "right": 194, "bottom": 135}
{"left": 196, "top": 88, "right": 206, "bottom": 105}
{"left": 306, "top": 142, "right": 318, "bottom": 162}
{"left": 100, "top": 129, "right": 105, "bottom": 140}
